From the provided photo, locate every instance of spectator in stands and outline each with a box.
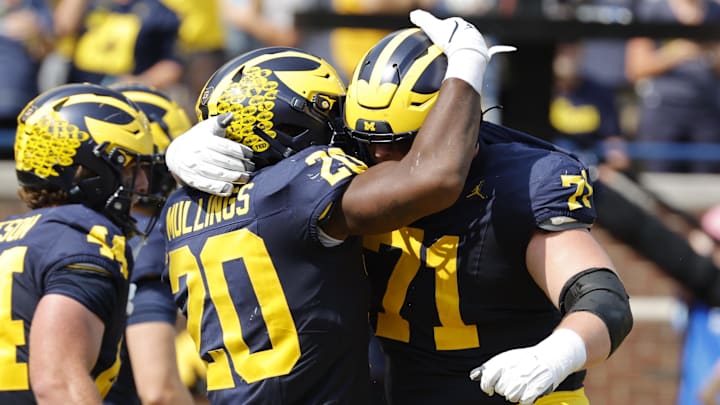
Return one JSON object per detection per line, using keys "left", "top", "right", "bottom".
{"left": 549, "top": 40, "right": 630, "bottom": 172}
{"left": 301, "top": 0, "right": 418, "bottom": 83}
{"left": 161, "top": 0, "right": 225, "bottom": 114}
{"left": 53, "top": 0, "right": 182, "bottom": 90}
{"left": 679, "top": 303, "right": 720, "bottom": 405}
{"left": 626, "top": 0, "right": 720, "bottom": 173}
{"left": 0, "top": 0, "right": 54, "bottom": 158}
{"left": 549, "top": 34, "right": 720, "bottom": 314}
{"left": 220, "top": 0, "right": 300, "bottom": 58}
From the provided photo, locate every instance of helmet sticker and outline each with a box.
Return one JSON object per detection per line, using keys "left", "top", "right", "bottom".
{"left": 15, "top": 115, "right": 89, "bottom": 178}
{"left": 218, "top": 66, "right": 279, "bottom": 153}
{"left": 201, "top": 86, "right": 213, "bottom": 106}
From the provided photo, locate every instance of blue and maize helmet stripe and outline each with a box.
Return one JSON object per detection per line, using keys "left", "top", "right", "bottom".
{"left": 195, "top": 47, "right": 346, "bottom": 168}
{"left": 15, "top": 83, "right": 156, "bottom": 236}
{"left": 196, "top": 46, "right": 301, "bottom": 121}
{"left": 112, "top": 83, "right": 192, "bottom": 152}
{"left": 356, "top": 29, "right": 442, "bottom": 92}
{"left": 16, "top": 84, "right": 154, "bottom": 180}
{"left": 355, "top": 31, "right": 404, "bottom": 84}
{"left": 112, "top": 83, "right": 192, "bottom": 199}
{"left": 345, "top": 28, "right": 447, "bottom": 140}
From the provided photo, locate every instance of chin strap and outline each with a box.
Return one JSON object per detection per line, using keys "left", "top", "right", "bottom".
{"left": 251, "top": 126, "right": 297, "bottom": 168}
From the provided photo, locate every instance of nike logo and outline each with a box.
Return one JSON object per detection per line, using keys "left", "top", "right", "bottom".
{"left": 448, "top": 21, "right": 459, "bottom": 42}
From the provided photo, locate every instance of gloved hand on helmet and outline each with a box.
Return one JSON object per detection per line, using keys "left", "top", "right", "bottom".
{"left": 409, "top": 9, "right": 516, "bottom": 95}
{"left": 165, "top": 113, "right": 255, "bottom": 197}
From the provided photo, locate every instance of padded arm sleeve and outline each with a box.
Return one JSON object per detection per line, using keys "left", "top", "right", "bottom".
{"left": 559, "top": 267, "right": 633, "bottom": 356}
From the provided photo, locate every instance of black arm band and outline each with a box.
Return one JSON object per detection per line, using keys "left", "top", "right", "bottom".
{"left": 558, "top": 267, "right": 633, "bottom": 356}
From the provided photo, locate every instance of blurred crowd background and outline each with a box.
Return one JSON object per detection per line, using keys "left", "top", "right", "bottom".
{"left": 4, "top": 0, "right": 720, "bottom": 173}
{"left": 5, "top": 0, "right": 720, "bottom": 404}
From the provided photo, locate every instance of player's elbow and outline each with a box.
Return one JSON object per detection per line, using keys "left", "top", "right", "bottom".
{"left": 29, "top": 370, "right": 73, "bottom": 403}
{"left": 422, "top": 174, "right": 465, "bottom": 211}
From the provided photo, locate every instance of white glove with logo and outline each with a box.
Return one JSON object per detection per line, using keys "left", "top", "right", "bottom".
{"left": 470, "top": 329, "right": 587, "bottom": 404}
{"left": 165, "top": 113, "right": 255, "bottom": 197}
{"left": 409, "top": 9, "right": 516, "bottom": 95}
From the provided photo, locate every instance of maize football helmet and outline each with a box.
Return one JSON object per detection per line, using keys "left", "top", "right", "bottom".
{"left": 196, "top": 47, "right": 346, "bottom": 168}
{"left": 113, "top": 83, "right": 192, "bottom": 199}
{"left": 15, "top": 83, "right": 156, "bottom": 236}
{"left": 344, "top": 28, "right": 447, "bottom": 145}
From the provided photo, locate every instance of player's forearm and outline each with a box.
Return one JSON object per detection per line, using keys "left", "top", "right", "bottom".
{"left": 31, "top": 372, "right": 102, "bottom": 405}
{"left": 127, "top": 322, "right": 194, "bottom": 405}
{"left": 335, "top": 79, "right": 481, "bottom": 235}
{"left": 556, "top": 311, "right": 612, "bottom": 368}
{"left": 403, "top": 78, "right": 482, "bottom": 208}
{"left": 53, "top": 0, "right": 88, "bottom": 37}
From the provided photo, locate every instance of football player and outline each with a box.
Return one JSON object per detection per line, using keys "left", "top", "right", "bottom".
{"left": 342, "top": 12, "right": 633, "bottom": 405}
{"left": 0, "top": 83, "right": 158, "bottom": 404}
{"left": 159, "top": 11, "right": 512, "bottom": 404}
{"left": 104, "top": 84, "right": 195, "bottom": 405}
{"left": 163, "top": 10, "right": 634, "bottom": 405}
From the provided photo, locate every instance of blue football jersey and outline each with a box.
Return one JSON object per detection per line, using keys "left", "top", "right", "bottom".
{"left": 69, "top": 0, "right": 180, "bottom": 84}
{"left": 365, "top": 123, "right": 596, "bottom": 404}
{"left": 0, "top": 205, "right": 132, "bottom": 404}
{"left": 163, "top": 146, "right": 371, "bottom": 405}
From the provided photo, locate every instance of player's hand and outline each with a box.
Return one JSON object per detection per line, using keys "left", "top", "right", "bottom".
{"left": 409, "top": 9, "right": 515, "bottom": 95}
{"left": 165, "top": 113, "right": 255, "bottom": 197}
{"left": 469, "top": 329, "right": 586, "bottom": 404}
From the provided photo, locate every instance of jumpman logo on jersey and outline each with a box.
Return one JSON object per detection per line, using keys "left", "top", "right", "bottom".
{"left": 466, "top": 180, "right": 487, "bottom": 199}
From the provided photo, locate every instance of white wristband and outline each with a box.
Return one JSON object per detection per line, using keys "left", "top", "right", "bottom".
{"left": 444, "top": 49, "right": 488, "bottom": 95}
{"left": 535, "top": 328, "right": 587, "bottom": 389}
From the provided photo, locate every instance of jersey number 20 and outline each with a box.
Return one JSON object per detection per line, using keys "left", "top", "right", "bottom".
{"left": 168, "top": 229, "right": 301, "bottom": 389}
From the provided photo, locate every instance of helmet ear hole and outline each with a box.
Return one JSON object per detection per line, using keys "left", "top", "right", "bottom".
{"left": 68, "top": 185, "right": 84, "bottom": 202}
{"left": 313, "top": 94, "right": 335, "bottom": 112}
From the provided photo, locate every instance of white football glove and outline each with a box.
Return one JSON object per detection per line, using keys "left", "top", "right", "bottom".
{"left": 409, "top": 9, "right": 516, "bottom": 95}
{"left": 470, "top": 329, "right": 587, "bottom": 404}
{"left": 165, "top": 113, "right": 255, "bottom": 197}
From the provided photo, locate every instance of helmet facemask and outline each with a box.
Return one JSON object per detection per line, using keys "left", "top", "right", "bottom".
{"left": 68, "top": 142, "right": 163, "bottom": 237}
{"left": 111, "top": 83, "right": 193, "bottom": 208}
